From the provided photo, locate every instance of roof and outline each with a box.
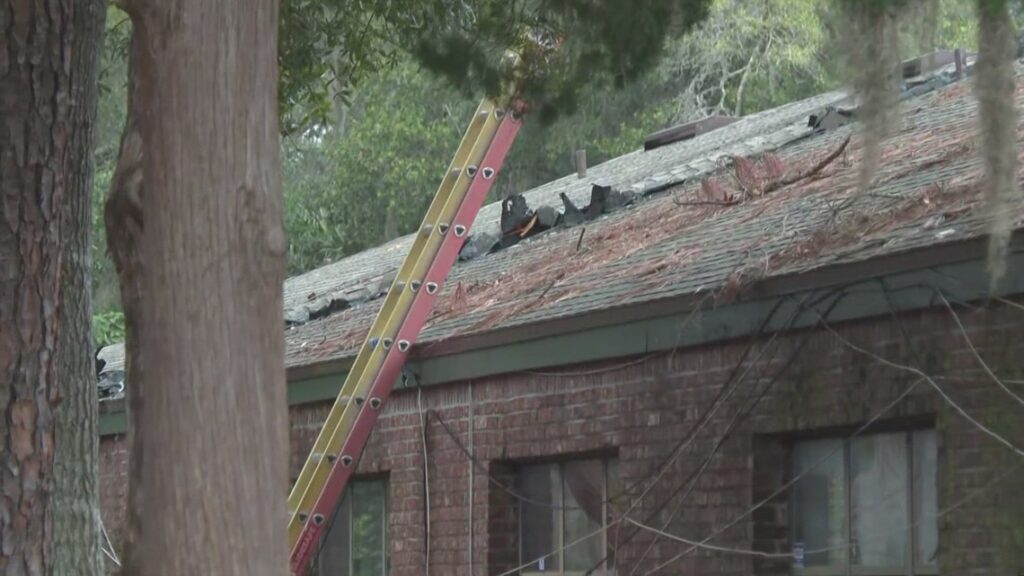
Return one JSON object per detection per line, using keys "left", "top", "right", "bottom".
{"left": 98, "top": 60, "right": 1024, "bottom": 385}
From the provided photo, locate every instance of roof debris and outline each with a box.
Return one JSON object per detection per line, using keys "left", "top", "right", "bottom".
{"left": 469, "top": 183, "right": 638, "bottom": 255}
{"left": 98, "top": 369, "right": 125, "bottom": 401}
{"left": 285, "top": 269, "right": 395, "bottom": 326}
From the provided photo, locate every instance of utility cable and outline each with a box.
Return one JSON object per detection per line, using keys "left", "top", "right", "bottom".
{"left": 937, "top": 291, "right": 1024, "bottom": 408}
{"left": 418, "top": 386, "right": 432, "bottom": 576}
{"left": 817, "top": 313, "right": 1024, "bottom": 459}
{"left": 100, "top": 514, "right": 121, "bottom": 567}
{"left": 643, "top": 377, "right": 924, "bottom": 575}
{"left": 621, "top": 290, "right": 844, "bottom": 575}
{"left": 643, "top": 287, "right": 1024, "bottom": 575}
{"left": 631, "top": 452, "right": 1024, "bottom": 567}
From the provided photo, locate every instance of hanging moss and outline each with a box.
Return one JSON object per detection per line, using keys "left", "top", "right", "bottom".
{"left": 837, "top": 0, "right": 906, "bottom": 193}
{"left": 974, "top": 0, "right": 1019, "bottom": 290}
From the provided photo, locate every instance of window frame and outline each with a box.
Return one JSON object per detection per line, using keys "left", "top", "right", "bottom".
{"left": 790, "top": 429, "right": 938, "bottom": 576}
{"left": 517, "top": 457, "right": 616, "bottom": 576}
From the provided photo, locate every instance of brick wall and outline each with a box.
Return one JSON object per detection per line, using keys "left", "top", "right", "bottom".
{"left": 99, "top": 300, "right": 1024, "bottom": 575}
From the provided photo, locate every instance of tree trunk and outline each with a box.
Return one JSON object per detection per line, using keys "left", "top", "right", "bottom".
{"left": 107, "top": 1, "right": 288, "bottom": 574}
{"left": 0, "top": 1, "right": 104, "bottom": 575}
{"left": 52, "top": 1, "right": 108, "bottom": 575}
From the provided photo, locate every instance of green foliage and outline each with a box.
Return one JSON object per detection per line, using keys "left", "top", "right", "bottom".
{"left": 93, "top": 310, "right": 125, "bottom": 350}
{"left": 277, "top": 0, "right": 437, "bottom": 134}
{"left": 92, "top": 5, "right": 129, "bottom": 316}
{"left": 91, "top": 0, "right": 993, "bottom": 313}
{"left": 283, "top": 62, "right": 475, "bottom": 273}
{"left": 410, "top": 0, "right": 714, "bottom": 124}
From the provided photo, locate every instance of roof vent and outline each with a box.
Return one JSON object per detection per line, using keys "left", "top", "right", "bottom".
{"left": 643, "top": 115, "right": 739, "bottom": 151}
{"left": 901, "top": 49, "right": 956, "bottom": 79}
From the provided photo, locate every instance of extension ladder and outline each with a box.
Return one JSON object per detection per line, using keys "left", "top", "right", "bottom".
{"left": 286, "top": 80, "right": 526, "bottom": 576}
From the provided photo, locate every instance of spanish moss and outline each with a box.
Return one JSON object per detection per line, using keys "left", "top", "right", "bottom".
{"left": 838, "top": 0, "right": 907, "bottom": 194}
{"left": 975, "top": 0, "right": 1019, "bottom": 289}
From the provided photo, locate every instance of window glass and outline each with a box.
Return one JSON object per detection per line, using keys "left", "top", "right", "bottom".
{"left": 851, "top": 432, "right": 908, "bottom": 569}
{"left": 913, "top": 429, "right": 938, "bottom": 568}
{"left": 792, "top": 438, "right": 847, "bottom": 569}
{"left": 318, "top": 479, "right": 387, "bottom": 576}
{"left": 790, "top": 430, "right": 937, "bottom": 576}
{"left": 351, "top": 481, "right": 387, "bottom": 576}
{"left": 563, "top": 460, "right": 604, "bottom": 572}
{"left": 319, "top": 490, "right": 353, "bottom": 576}
{"left": 519, "top": 463, "right": 562, "bottom": 572}
{"left": 517, "top": 458, "right": 616, "bottom": 575}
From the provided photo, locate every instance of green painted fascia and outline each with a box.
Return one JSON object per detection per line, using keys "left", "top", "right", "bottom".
{"left": 98, "top": 251, "right": 1024, "bottom": 437}
{"left": 288, "top": 373, "right": 344, "bottom": 405}
{"left": 100, "top": 411, "right": 127, "bottom": 436}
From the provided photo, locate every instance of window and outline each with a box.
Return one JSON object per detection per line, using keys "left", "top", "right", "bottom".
{"left": 517, "top": 458, "right": 620, "bottom": 575}
{"left": 791, "top": 429, "right": 937, "bottom": 576}
{"left": 317, "top": 479, "right": 388, "bottom": 576}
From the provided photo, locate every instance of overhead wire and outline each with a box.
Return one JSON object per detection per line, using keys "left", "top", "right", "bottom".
{"left": 489, "top": 282, "right": 1024, "bottom": 575}
{"left": 628, "top": 457, "right": 1024, "bottom": 562}
{"left": 994, "top": 295, "right": 1024, "bottom": 313}
{"left": 817, "top": 312, "right": 1024, "bottom": 459}
{"left": 100, "top": 514, "right": 121, "bottom": 568}
{"left": 642, "top": 376, "right": 925, "bottom": 575}
{"left": 622, "top": 290, "right": 845, "bottom": 575}
{"left": 418, "top": 386, "right": 432, "bottom": 575}
{"left": 594, "top": 295, "right": 803, "bottom": 574}
{"left": 644, "top": 289, "right": 1024, "bottom": 575}
{"left": 524, "top": 293, "right": 715, "bottom": 380}
{"left": 937, "top": 291, "right": 1024, "bottom": 408}
{"left": 509, "top": 360, "right": 954, "bottom": 576}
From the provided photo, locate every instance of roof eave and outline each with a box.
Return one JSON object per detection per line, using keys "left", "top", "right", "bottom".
{"left": 286, "top": 230, "right": 1024, "bottom": 383}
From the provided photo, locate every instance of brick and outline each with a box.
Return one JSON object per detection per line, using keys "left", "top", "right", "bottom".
{"left": 98, "top": 302, "right": 1024, "bottom": 575}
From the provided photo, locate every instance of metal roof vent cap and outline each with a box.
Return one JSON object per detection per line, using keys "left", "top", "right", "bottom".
{"left": 643, "top": 115, "right": 739, "bottom": 151}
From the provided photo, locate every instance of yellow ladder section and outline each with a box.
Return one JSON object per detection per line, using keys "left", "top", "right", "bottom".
{"left": 286, "top": 98, "right": 503, "bottom": 549}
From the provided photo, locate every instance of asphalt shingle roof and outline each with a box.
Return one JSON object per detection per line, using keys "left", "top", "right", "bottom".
{"left": 280, "top": 72, "right": 1024, "bottom": 369}
{"left": 98, "top": 64, "right": 1024, "bottom": 379}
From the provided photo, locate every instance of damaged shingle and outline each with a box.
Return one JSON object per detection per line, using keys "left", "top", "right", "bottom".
{"left": 98, "top": 369, "right": 125, "bottom": 401}
{"left": 465, "top": 183, "right": 641, "bottom": 254}
{"left": 285, "top": 269, "right": 397, "bottom": 327}
{"left": 459, "top": 231, "right": 499, "bottom": 260}
{"left": 560, "top": 193, "right": 585, "bottom": 226}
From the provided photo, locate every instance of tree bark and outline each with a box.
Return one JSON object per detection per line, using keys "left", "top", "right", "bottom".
{"left": 52, "top": 1, "right": 108, "bottom": 575}
{"left": 0, "top": 1, "right": 104, "bottom": 575}
{"left": 106, "top": 1, "right": 288, "bottom": 574}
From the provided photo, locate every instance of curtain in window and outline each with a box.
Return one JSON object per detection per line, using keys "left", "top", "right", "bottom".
{"left": 564, "top": 460, "right": 604, "bottom": 572}
{"left": 851, "top": 432, "right": 908, "bottom": 568}
{"left": 792, "top": 438, "right": 847, "bottom": 569}
{"left": 520, "top": 464, "right": 562, "bottom": 571}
